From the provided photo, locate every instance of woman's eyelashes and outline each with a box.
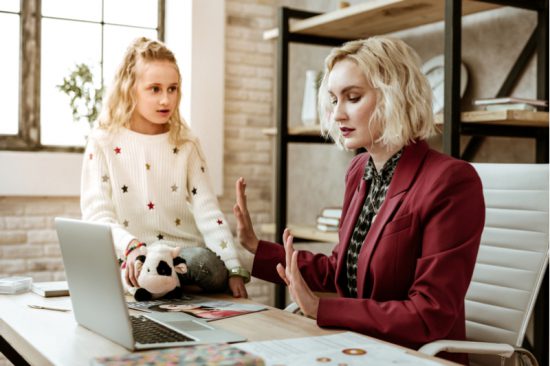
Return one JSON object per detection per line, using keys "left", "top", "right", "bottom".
{"left": 330, "top": 94, "right": 361, "bottom": 106}
{"left": 348, "top": 94, "right": 361, "bottom": 103}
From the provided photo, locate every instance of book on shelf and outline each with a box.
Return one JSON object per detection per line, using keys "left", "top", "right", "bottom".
{"left": 473, "top": 97, "right": 548, "bottom": 107}
{"left": 317, "top": 215, "right": 340, "bottom": 226}
{"left": 484, "top": 103, "right": 537, "bottom": 112}
{"left": 92, "top": 343, "right": 264, "bottom": 366}
{"left": 127, "top": 295, "right": 266, "bottom": 322}
{"left": 316, "top": 223, "right": 338, "bottom": 232}
{"left": 31, "top": 281, "right": 70, "bottom": 297}
{"left": 320, "top": 207, "right": 342, "bottom": 219}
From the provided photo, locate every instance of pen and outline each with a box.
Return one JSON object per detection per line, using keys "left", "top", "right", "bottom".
{"left": 27, "top": 304, "right": 70, "bottom": 312}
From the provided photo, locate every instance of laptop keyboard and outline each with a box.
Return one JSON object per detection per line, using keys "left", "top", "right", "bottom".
{"left": 130, "top": 315, "right": 194, "bottom": 344}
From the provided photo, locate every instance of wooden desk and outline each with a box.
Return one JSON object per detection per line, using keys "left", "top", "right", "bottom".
{"left": 0, "top": 292, "right": 458, "bottom": 366}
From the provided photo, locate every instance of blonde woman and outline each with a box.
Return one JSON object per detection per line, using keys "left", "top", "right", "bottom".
{"left": 81, "top": 37, "right": 249, "bottom": 298}
{"left": 234, "top": 36, "right": 484, "bottom": 364}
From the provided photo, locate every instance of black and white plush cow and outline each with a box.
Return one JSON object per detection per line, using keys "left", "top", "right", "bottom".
{"left": 124, "top": 243, "right": 187, "bottom": 301}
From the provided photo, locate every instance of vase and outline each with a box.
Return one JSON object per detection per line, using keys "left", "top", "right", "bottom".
{"left": 301, "top": 70, "right": 319, "bottom": 126}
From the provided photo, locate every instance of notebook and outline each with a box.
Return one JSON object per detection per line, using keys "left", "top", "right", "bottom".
{"left": 54, "top": 217, "right": 246, "bottom": 350}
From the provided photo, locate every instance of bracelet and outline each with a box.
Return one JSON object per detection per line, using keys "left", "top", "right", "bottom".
{"left": 228, "top": 267, "right": 251, "bottom": 283}
{"left": 124, "top": 241, "right": 146, "bottom": 259}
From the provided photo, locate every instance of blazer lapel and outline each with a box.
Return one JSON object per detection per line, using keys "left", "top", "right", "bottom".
{"left": 355, "top": 140, "right": 430, "bottom": 298}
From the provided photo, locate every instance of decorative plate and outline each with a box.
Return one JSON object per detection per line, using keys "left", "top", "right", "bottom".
{"left": 421, "top": 54, "right": 468, "bottom": 115}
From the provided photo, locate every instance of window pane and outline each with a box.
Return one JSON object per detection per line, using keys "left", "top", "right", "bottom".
{"left": 42, "top": 0, "right": 101, "bottom": 22}
{"left": 103, "top": 25, "right": 158, "bottom": 85}
{"left": 0, "top": 1, "right": 20, "bottom": 12}
{"left": 0, "top": 13, "right": 19, "bottom": 135}
{"left": 104, "top": 0, "right": 158, "bottom": 28}
{"left": 41, "top": 19, "right": 101, "bottom": 147}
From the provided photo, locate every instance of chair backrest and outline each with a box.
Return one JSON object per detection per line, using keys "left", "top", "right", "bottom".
{"left": 467, "top": 163, "right": 548, "bottom": 348}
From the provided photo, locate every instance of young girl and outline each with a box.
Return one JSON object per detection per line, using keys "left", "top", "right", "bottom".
{"left": 81, "top": 37, "right": 249, "bottom": 298}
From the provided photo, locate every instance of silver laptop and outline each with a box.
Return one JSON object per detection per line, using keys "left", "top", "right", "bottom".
{"left": 54, "top": 217, "right": 246, "bottom": 350}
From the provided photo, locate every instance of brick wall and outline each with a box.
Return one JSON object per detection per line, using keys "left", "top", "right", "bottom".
{"left": 0, "top": 197, "right": 80, "bottom": 281}
{"left": 221, "top": 0, "right": 278, "bottom": 306}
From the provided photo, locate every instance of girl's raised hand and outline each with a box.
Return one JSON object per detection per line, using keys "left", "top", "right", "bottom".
{"left": 233, "top": 177, "right": 259, "bottom": 254}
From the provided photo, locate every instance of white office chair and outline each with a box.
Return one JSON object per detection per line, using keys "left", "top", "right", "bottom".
{"left": 419, "top": 163, "right": 549, "bottom": 366}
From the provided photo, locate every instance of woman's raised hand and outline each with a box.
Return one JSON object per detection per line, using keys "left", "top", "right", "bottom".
{"left": 233, "top": 177, "right": 259, "bottom": 254}
{"left": 276, "top": 229, "right": 320, "bottom": 318}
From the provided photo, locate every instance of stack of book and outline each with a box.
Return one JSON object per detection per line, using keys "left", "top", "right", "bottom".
{"left": 473, "top": 97, "right": 548, "bottom": 111}
{"left": 316, "top": 207, "right": 342, "bottom": 232}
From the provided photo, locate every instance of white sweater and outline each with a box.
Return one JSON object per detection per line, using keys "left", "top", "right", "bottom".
{"left": 81, "top": 127, "right": 242, "bottom": 270}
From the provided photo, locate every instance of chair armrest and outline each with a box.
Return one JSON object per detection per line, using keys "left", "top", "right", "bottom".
{"left": 418, "top": 340, "right": 514, "bottom": 358}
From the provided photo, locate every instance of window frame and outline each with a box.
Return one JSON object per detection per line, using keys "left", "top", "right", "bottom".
{"left": 0, "top": 0, "right": 165, "bottom": 152}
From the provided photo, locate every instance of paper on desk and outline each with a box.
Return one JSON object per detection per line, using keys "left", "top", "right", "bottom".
{"left": 235, "top": 332, "right": 443, "bottom": 366}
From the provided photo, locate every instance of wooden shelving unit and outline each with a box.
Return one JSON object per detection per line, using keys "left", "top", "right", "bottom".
{"left": 261, "top": 125, "right": 325, "bottom": 137}
{"left": 260, "top": 223, "right": 338, "bottom": 243}
{"left": 264, "top": 110, "right": 549, "bottom": 137}
{"left": 263, "top": 0, "right": 499, "bottom": 40}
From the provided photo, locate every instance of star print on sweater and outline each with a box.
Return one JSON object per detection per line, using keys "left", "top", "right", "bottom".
{"left": 81, "top": 127, "right": 243, "bottom": 271}
{"left": 114, "top": 147, "right": 121, "bottom": 154}
{"left": 157, "top": 233, "right": 164, "bottom": 240}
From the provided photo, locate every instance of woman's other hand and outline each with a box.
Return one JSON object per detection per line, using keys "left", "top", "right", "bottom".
{"left": 276, "top": 229, "right": 320, "bottom": 318}
{"left": 233, "top": 177, "right": 259, "bottom": 254}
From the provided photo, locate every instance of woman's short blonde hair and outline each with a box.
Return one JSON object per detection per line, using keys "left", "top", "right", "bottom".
{"left": 318, "top": 36, "right": 436, "bottom": 149}
{"left": 98, "top": 37, "right": 193, "bottom": 147}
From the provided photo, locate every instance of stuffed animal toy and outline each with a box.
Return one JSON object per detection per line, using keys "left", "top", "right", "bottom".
{"left": 123, "top": 243, "right": 188, "bottom": 301}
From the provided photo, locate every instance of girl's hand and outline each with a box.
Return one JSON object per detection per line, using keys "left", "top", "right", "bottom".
{"left": 276, "top": 229, "right": 320, "bottom": 318}
{"left": 124, "top": 240, "right": 147, "bottom": 287}
{"left": 233, "top": 177, "right": 259, "bottom": 254}
{"left": 228, "top": 276, "right": 248, "bottom": 298}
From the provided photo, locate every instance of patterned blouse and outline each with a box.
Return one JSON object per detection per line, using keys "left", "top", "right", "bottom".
{"left": 345, "top": 150, "right": 402, "bottom": 297}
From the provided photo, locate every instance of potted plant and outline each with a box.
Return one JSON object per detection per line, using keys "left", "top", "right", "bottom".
{"left": 57, "top": 63, "right": 104, "bottom": 129}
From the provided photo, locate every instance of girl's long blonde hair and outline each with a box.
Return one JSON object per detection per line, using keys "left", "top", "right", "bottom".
{"left": 98, "top": 37, "right": 192, "bottom": 147}
{"left": 318, "top": 36, "right": 436, "bottom": 150}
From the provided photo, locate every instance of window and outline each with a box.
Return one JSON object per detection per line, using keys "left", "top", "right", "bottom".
{"left": 0, "top": 0, "right": 163, "bottom": 151}
{"left": 0, "top": 2, "right": 20, "bottom": 137}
